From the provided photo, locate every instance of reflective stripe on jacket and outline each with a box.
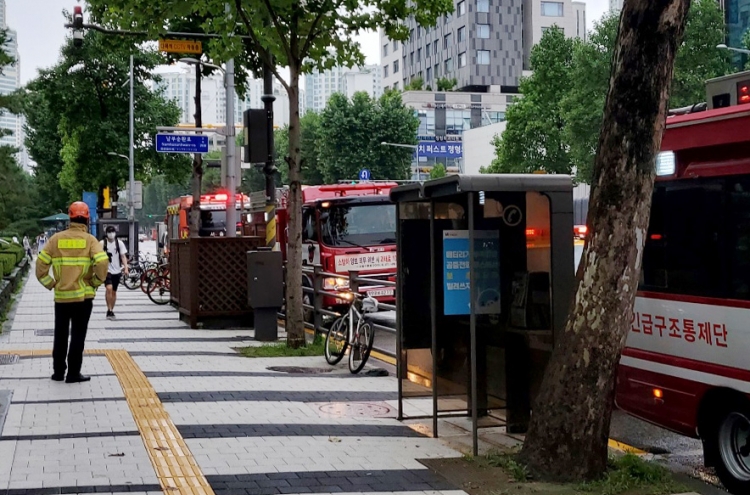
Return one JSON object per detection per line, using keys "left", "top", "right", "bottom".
{"left": 36, "top": 223, "right": 109, "bottom": 303}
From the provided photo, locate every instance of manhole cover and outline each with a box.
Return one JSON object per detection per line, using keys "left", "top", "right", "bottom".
{"left": 317, "top": 402, "right": 393, "bottom": 418}
{"left": 0, "top": 355, "right": 19, "bottom": 365}
{"left": 34, "top": 329, "right": 54, "bottom": 337}
{"left": 267, "top": 366, "right": 333, "bottom": 374}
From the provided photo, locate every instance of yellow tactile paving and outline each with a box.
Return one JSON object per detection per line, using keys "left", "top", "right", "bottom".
{"left": 0, "top": 348, "right": 216, "bottom": 495}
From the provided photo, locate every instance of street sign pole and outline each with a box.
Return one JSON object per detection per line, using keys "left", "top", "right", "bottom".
{"left": 225, "top": 3, "right": 237, "bottom": 238}
{"left": 128, "top": 54, "right": 136, "bottom": 257}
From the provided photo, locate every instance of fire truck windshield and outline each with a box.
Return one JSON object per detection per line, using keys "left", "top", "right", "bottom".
{"left": 321, "top": 203, "right": 396, "bottom": 247}
{"left": 199, "top": 209, "right": 227, "bottom": 235}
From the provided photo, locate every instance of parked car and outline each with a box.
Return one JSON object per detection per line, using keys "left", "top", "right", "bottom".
{"left": 139, "top": 233, "right": 147, "bottom": 241}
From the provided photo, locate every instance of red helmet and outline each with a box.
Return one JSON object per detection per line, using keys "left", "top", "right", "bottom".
{"left": 68, "top": 201, "right": 90, "bottom": 220}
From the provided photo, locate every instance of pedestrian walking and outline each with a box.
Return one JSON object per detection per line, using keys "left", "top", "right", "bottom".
{"left": 36, "top": 202, "right": 109, "bottom": 383}
{"left": 101, "top": 226, "right": 128, "bottom": 320}
{"left": 22, "top": 235, "right": 32, "bottom": 261}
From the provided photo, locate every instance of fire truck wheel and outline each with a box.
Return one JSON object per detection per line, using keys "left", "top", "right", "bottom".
{"left": 705, "top": 399, "right": 750, "bottom": 495}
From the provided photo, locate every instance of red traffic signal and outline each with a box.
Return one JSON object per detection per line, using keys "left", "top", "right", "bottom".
{"left": 72, "top": 5, "right": 84, "bottom": 47}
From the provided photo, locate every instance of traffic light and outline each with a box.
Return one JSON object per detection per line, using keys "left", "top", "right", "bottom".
{"left": 243, "top": 109, "right": 269, "bottom": 165}
{"left": 72, "top": 6, "right": 84, "bottom": 48}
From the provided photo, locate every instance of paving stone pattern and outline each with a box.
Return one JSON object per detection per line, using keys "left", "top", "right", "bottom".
{"left": 0, "top": 246, "right": 465, "bottom": 495}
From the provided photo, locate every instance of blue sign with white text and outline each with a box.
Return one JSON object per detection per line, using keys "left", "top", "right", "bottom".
{"left": 442, "top": 230, "right": 500, "bottom": 316}
{"left": 414, "top": 140, "right": 463, "bottom": 159}
{"left": 82, "top": 191, "right": 98, "bottom": 238}
{"left": 359, "top": 169, "right": 372, "bottom": 181}
{"left": 156, "top": 134, "right": 209, "bottom": 154}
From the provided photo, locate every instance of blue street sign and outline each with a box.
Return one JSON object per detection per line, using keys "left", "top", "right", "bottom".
{"left": 82, "top": 192, "right": 98, "bottom": 238}
{"left": 359, "top": 169, "right": 372, "bottom": 181}
{"left": 155, "top": 133, "right": 209, "bottom": 154}
{"left": 413, "top": 140, "right": 463, "bottom": 159}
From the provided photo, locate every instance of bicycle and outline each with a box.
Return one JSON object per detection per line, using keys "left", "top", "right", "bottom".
{"left": 140, "top": 262, "right": 169, "bottom": 293}
{"left": 121, "top": 253, "right": 155, "bottom": 290}
{"left": 324, "top": 291, "right": 378, "bottom": 374}
{"left": 146, "top": 274, "right": 171, "bottom": 305}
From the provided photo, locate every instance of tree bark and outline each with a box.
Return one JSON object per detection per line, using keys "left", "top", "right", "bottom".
{"left": 285, "top": 62, "right": 305, "bottom": 348}
{"left": 518, "top": 0, "right": 690, "bottom": 481}
{"left": 190, "top": 63, "right": 203, "bottom": 238}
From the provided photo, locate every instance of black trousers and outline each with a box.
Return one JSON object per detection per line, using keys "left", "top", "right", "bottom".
{"left": 53, "top": 299, "right": 93, "bottom": 376}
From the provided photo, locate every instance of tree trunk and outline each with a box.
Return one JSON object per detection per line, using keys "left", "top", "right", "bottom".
{"left": 285, "top": 62, "right": 305, "bottom": 348}
{"left": 190, "top": 63, "right": 203, "bottom": 238}
{"left": 518, "top": 0, "right": 690, "bottom": 481}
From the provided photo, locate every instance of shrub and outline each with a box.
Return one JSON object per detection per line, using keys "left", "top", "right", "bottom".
{"left": 0, "top": 253, "right": 15, "bottom": 277}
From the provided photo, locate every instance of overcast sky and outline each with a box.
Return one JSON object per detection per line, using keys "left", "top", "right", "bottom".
{"left": 8, "top": 0, "right": 611, "bottom": 86}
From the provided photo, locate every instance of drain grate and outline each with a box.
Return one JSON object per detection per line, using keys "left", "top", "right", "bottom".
{"left": 267, "top": 366, "right": 333, "bottom": 374}
{"left": 34, "top": 329, "right": 54, "bottom": 337}
{"left": 0, "top": 355, "right": 20, "bottom": 365}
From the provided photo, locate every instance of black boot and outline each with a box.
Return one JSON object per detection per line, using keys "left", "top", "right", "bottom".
{"left": 65, "top": 374, "right": 91, "bottom": 383}
{"left": 51, "top": 373, "right": 64, "bottom": 382}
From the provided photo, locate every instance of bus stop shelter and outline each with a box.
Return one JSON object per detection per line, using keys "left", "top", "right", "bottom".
{"left": 390, "top": 174, "right": 575, "bottom": 454}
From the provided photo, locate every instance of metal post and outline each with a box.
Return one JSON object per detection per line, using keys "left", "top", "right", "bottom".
{"left": 312, "top": 264, "right": 323, "bottom": 336}
{"left": 224, "top": 3, "right": 237, "bottom": 237}
{"left": 128, "top": 54, "right": 135, "bottom": 256}
{"left": 415, "top": 146, "right": 421, "bottom": 182}
{"left": 261, "top": 62, "right": 277, "bottom": 249}
{"left": 468, "top": 192, "right": 478, "bottom": 456}
{"left": 429, "top": 200, "right": 438, "bottom": 438}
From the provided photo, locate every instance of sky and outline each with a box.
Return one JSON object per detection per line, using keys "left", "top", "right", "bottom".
{"left": 8, "top": 0, "right": 611, "bottom": 86}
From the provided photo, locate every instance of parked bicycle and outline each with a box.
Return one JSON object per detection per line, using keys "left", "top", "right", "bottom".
{"left": 324, "top": 291, "right": 378, "bottom": 374}
{"left": 146, "top": 274, "right": 170, "bottom": 305}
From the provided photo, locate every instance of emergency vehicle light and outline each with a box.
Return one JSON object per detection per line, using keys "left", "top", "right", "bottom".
{"left": 656, "top": 151, "right": 675, "bottom": 176}
{"left": 214, "top": 193, "right": 228, "bottom": 201}
{"left": 653, "top": 388, "right": 663, "bottom": 399}
{"left": 738, "top": 82, "right": 750, "bottom": 104}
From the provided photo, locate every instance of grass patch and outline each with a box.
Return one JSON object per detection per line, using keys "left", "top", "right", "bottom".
{"left": 577, "top": 454, "right": 686, "bottom": 495}
{"left": 237, "top": 334, "right": 325, "bottom": 358}
{"left": 485, "top": 450, "right": 530, "bottom": 482}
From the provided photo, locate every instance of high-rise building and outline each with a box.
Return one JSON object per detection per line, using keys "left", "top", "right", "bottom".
{"left": 725, "top": 0, "right": 750, "bottom": 67}
{"left": 153, "top": 65, "right": 303, "bottom": 128}
{"left": 0, "top": 0, "right": 26, "bottom": 170}
{"left": 380, "top": 0, "right": 586, "bottom": 91}
{"left": 304, "top": 65, "right": 382, "bottom": 112}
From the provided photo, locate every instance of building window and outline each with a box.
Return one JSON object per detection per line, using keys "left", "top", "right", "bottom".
{"left": 434, "top": 40, "right": 439, "bottom": 53}
{"left": 393, "top": 40, "right": 399, "bottom": 51}
{"left": 542, "top": 26, "right": 564, "bottom": 34}
{"left": 426, "top": 67, "right": 432, "bottom": 81}
{"left": 417, "top": 48, "right": 422, "bottom": 62}
{"left": 458, "top": 52, "right": 467, "bottom": 67}
{"left": 445, "top": 58, "right": 454, "bottom": 72}
{"left": 458, "top": 26, "right": 466, "bottom": 42}
{"left": 541, "top": 1, "right": 564, "bottom": 16}
{"left": 383, "top": 44, "right": 389, "bottom": 56}
{"left": 384, "top": 65, "right": 389, "bottom": 77}
{"left": 434, "top": 64, "right": 440, "bottom": 77}
{"left": 477, "top": 0, "right": 489, "bottom": 13}
{"left": 444, "top": 32, "right": 453, "bottom": 48}
{"left": 417, "top": 26, "right": 422, "bottom": 37}
{"left": 477, "top": 24, "right": 490, "bottom": 38}
{"left": 394, "top": 81, "right": 399, "bottom": 90}
{"left": 425, "top": 43, "right": 430, "bottom": 57}
{"left": 394, "top": 60, "right": 400, "bottom": 73}
{"left": 477, "top": 50, "right": 490, "bottom": 64}
{"left": 410, "top": 51, "right": 414, "bottom": 65}
{"left": 410, "top": 29, "right": 415, "bottom": 41}
{"left": 458, "top": 0, "right": 466, "bottom": 15}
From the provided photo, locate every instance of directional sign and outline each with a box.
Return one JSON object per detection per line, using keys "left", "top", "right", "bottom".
{"left": 158, "top": 39, "right": 202, "bottom": 54}
{"left": 156, "top": 134, "right": 209, "bottom": 154}
{"left": 359, "top": 169, "right": 372, "bottom": 181}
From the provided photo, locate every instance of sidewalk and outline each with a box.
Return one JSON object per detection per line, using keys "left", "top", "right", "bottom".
{"left": 0, "top": 271, "right": 464, "bottom": 495}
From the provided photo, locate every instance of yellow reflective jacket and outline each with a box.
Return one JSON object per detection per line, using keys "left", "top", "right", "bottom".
{"left": 36, "top": 223, "right": 110, "bottom": 303}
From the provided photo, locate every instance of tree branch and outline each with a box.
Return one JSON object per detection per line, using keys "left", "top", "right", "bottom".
{"left": 301, "top": 4, "right": 330, "bottom": 58}
{"left": 259, "top": 0, "right": 295, "bottom": 60}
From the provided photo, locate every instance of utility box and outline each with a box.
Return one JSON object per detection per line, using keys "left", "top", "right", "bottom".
{"left": 247, "top": 250, "right": 283, "bottom": 341}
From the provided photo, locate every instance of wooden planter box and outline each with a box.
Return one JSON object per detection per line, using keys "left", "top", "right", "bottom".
{"left": 170, "top": 237, "right": 264, "bottom": 328}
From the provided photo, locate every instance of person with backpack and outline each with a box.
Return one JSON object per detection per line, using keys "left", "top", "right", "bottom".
{"left": 101, "top": 226, "right": 129, "bottom": 320}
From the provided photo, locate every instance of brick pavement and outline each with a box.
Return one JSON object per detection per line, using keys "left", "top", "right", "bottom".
{"left": 0, "top": 256, "right": 465, "bottom": 495}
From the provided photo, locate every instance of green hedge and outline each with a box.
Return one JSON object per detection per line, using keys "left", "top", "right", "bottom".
{"left": 0, "top": 239, "right": 24, "bottom": 264}
{"left": 0, "top": 231, "right": 20, "bottom": 239}
{"left": 0, "top": 253, "right": 15, "bottom": 277}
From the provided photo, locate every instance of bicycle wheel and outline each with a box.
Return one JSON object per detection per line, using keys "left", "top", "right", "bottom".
{"left": 140, "top": 268, "right": 158, "bottom": 293}
{"left": 324, "top": 316, "right": 349, "bottom": 365}
{"left": 121, "top": 270, "right": 141, "bottom": 290}
{"left": 348, "top": 321, "right": 375, "bottom": 374}
{"left": 147, "top": 276, "right": 171, "bottom": 305}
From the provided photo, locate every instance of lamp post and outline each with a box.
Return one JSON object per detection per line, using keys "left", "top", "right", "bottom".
{"left": 107, "top": 149, "right": 135, "bottom": 255}
{"left": 716, "top": 43, "right": 750, "bottom": 55}
{"left": 179, "top": 55, "right": 238, "bottom": 238}
{"left": 381, "top": 141, "right": 422, "bottom": 181}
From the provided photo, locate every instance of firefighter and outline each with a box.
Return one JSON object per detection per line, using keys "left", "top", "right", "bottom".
{"left": 36, "top": 201, "right": 109, "bottom": 383}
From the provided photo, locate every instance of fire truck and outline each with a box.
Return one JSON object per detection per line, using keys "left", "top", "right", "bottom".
{"left": 276, "top": 182, "right": 398, "bottom": 313}
{"left": 615, "top": 71, "right": 750, "bottom": 494}
{"left": 166, "top": 192, "right": 257, "bottom": 240}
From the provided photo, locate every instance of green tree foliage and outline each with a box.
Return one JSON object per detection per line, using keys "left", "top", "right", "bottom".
{"left": 318, "top": 91, "right": 418, "bottom": 182}
{"left": 486, "top": 0, "right": 731, "bottom": 183}
{"left": 436, "top": 77, "right": 457, "bottom": 91}
{"left": 485, "top": 27, "right": 574, "bottom": 175}
{"left": 275, "top": 112, "right": 324, "bottom": 186}
{"left": 135, "top": 175, "right": 189, "bottom": 227}
{"left": 404, "top": 77, "right": 425, "bottom": 90}
{"left": 23, "top": 28, "right": 189, "bottom": 205}
{"left": 429, "top": 163, "right": 447, "bottom": 179}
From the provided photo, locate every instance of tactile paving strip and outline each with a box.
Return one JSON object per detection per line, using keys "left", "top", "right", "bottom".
{"left": 1, "top": 349, "right": 216, "bottom": 495}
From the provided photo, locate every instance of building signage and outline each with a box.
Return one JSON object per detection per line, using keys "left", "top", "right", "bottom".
{"left": 422, "top": 102, "right": 491, "bottom": 110}
{"left": 155, "top": 134, "right": 209, "bottom": 154}
{"left": 415, "top": 140, "right": 463, "bottom": 159}
{"left": 442, "top": 230, "right": 501, "bottom": 315}
{"left": 418, "top": 135, "right": 462, "bottom": 142}
{"left": 334, "top": 252, "right": 397, "bottom": 272}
